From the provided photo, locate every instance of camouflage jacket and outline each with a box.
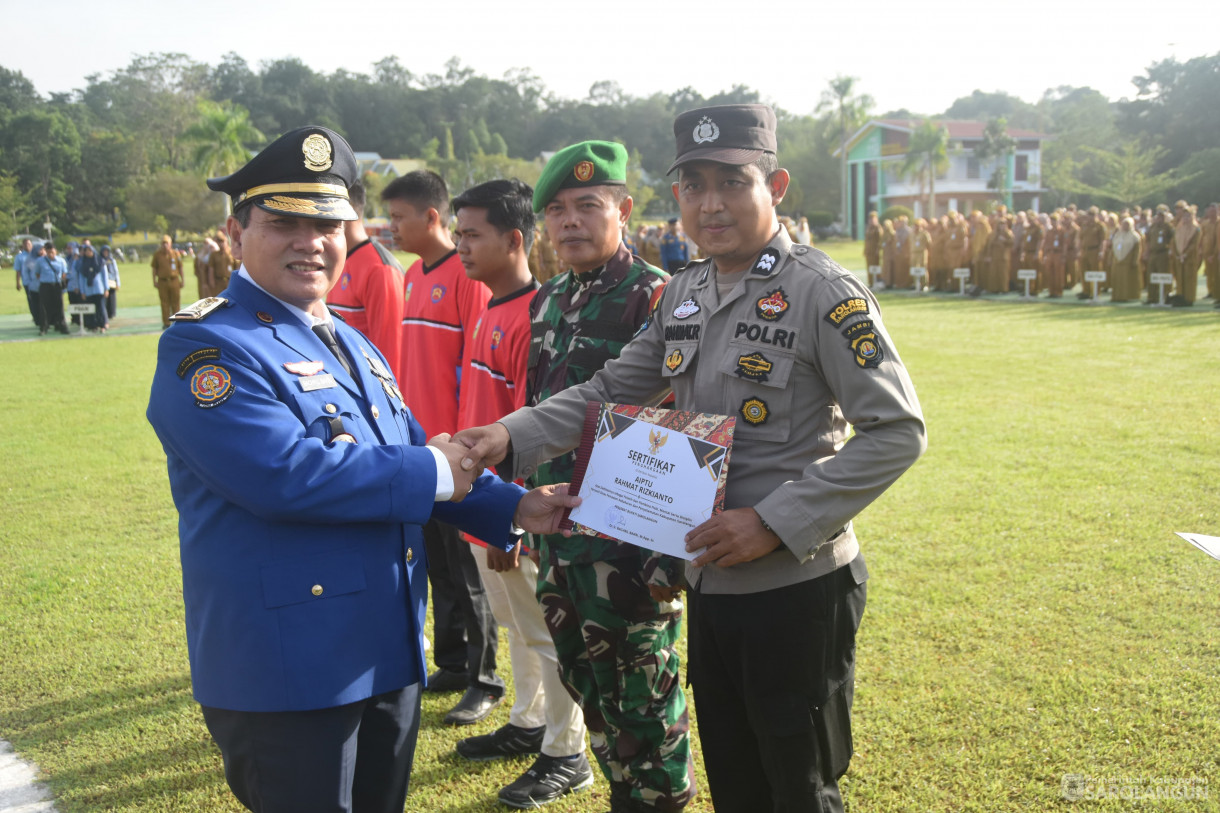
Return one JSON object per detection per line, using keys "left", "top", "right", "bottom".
{"left": 525, "top": 243, "right": 675, "bottom": 578}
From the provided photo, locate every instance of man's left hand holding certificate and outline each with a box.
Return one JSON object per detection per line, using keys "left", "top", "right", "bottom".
{"left": 561, "top": 402, "right": 735, "bottom": 561}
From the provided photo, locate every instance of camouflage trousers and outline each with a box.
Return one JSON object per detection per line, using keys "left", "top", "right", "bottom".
{"left": 536, "top": 554, "right": 694, "bottom": 811}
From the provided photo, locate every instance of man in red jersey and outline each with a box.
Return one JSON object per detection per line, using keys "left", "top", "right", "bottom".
{"left": 381, "top": 170, "right": 501, "bottom": 724}
{"left": 326, "top": 182, "right": 405, "bottom": 369}
{"left": 452, "top": 178, "right": 592, "bottom": 809}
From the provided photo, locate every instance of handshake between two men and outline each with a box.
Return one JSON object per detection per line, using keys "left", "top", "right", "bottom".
{"left": 426, "top": 424, "right": 575, "bottom": 538}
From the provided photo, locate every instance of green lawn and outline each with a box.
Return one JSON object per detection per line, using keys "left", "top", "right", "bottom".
{"left": 1, "top": 254, "right": 1218, "bottom": 811}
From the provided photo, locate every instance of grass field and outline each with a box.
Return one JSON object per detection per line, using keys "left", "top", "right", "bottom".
{"left": 2, "top": 242, "right": 1218, "bottom": 812}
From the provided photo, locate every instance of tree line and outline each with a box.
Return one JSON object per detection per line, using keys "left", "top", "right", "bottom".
{"left": 1, "top": 50, "right": 1217, "bottom": 242}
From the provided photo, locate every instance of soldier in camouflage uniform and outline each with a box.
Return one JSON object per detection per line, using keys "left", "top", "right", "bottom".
{"left": 524, "top": 140, "right": 693, "bottom": 813}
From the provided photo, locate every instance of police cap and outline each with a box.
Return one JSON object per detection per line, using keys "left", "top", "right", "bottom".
{"left": 207, "top": 126, "right": 359, "bottom": 221}
{"left": 668, "top": 104, "right": 777, "bottom": 174}
{"left": 532, "top": 140, "right": 627, "bottom": 214}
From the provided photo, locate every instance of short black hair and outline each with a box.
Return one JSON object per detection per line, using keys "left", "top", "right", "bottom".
{"left": 676, "top": 154, "right": 779, "bottom": 183}
{"left": 382, "top": 170, "right": 450, "bottom": 219}
{"left": 452, "top": 179, "right": 536, "bottom": 254}
{"left": 233, "top": 205, "right": 253, "bottom": 228}
{"left": 752, "top": 153, "right": 779, "bottom": 180}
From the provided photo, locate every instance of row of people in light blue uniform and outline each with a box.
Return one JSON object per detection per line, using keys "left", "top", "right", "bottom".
{"left": 14, "top": 239, "right": 121, "bottom": 334}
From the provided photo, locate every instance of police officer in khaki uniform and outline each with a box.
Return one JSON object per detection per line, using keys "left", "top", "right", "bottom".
{"left": 456, "top": 104, "right": 926, "bottom": 813}
{"left": 150, "top": 235, "right": 183, "bottom": 328}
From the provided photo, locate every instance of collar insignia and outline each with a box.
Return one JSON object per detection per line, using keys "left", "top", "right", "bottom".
{"left": 752, "top": 248, "right": 780, "bottom": 274}
{"left": 693, "top": 116, "right": 720, "bottom": 144}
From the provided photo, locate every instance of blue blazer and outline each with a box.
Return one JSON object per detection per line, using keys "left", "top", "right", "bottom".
{"left": 147, "top": 274, "right": 525, "bottom": 712}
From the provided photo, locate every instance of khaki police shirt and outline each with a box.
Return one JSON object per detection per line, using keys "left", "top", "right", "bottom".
{"left": 500, "top": 229, "right": 926, "bottom": 595}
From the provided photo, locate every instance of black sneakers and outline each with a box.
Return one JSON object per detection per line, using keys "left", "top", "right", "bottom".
{"left": 497, "top": 753, "right": 594, "bottom": 808}
{"left": 455, "top": 723, "right": 545, "bottom": 762}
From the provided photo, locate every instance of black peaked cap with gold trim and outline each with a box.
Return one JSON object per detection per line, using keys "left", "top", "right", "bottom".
{"left": 207, "top": 126, "right": 359, "bottom": 221}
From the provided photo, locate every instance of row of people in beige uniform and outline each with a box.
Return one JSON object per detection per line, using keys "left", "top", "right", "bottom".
{"left": 865, "top": 200, "right": 1218, "bottom": 306}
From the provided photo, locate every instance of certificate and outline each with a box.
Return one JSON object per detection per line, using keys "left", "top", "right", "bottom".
{"left": 561, "top": 402, "right": 735, "bottom": 560}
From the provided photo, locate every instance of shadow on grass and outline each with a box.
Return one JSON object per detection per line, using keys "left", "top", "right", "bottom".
{"left": 0, "top": 674, "right": 232, "bottom": 811}
{"left": 409, "top": 749, "right": 610, "bottom": 813}
{"left": 877, "top": 289, "right": 1219, "bottom": 328}
{"left": 0, "top": 674, "right": 194, "bottom": 743}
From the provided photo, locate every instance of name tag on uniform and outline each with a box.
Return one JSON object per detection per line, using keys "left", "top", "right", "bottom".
{"left": 299, "top": 374, "right": 337, "bottom": 392}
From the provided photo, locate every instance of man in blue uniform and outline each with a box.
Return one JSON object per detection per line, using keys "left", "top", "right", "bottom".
{"left": 14, "top": 238, "right": 40, "bottom": 325}
{"left": 659, "top": 217, "right": 690, "bottom": 271}
{"left": 33, "top": 243, "right": 69, "bottom": 335}
{"left": 146, "top": 125, "right": 579, "bottom": 813}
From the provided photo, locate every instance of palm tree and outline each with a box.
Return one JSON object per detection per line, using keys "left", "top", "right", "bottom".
{"left": 185, "top": 101, "right": 265, "bottom": 215}
{"left": 900, "top": 120, "right": 950, "bottom": 218}
{"left": 974, "top": 117, "right": 1016, "bottom": 209}
{"left": 818, "top": 76, "right": 874, "bottom": 232}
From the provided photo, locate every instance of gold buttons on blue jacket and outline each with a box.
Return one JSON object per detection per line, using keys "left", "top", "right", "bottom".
{"left": 325, "top": 403, "right": 337, "bottom": 414}
{"left": 311, "top": 584, "right": 323, "bottom": 596}
{"left": 406, "top": 548, "right": 414, "bottom": 563}
{"left": 371, "top": 406, "right": 380, "bottom": 419}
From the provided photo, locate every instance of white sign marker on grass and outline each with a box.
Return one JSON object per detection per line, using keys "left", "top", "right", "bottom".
{"left": 1016, "top": 268, "right": 1037, "bottom": 299}
{"left": 1084, "top": 270, "right": 1107, "bottom": 303}
{"left": 953, "top": 267, "right": 971, "bottom": 295}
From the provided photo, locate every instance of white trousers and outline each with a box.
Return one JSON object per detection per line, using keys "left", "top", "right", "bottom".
{"left": 479, "top": 553, "right": 587, "bottom": 758}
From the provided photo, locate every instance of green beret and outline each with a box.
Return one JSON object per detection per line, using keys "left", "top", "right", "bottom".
{"left": 533, "top": 140, "right": 627, "bottom": 213}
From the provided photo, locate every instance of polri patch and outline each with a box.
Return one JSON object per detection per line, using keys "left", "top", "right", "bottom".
{"left": 177, "top": 347, "right": 221, "bottom": 378}
{"left": 673, "top": 298, "right": 700, "bottom": 319}
{"left": 752, "top": 248, "right": 780, "bottom": 274}
{"left": 755, "top": 288, "right": 789, "bottom": 321}
{"left": 740, "top": 397, "right": 769, "bottom": 425}
{"left": 823, "top": 297, "right": 869, "bottom": 327}
{"left": 735, "top": 352, "right": 773, "bottom": 382}
{"left": 191, "top": 365, "right": 233, "bottom": 408}
{"left": 843, "top": 319, "right": 884, "bottom": 369}
{"left": 665, "top": 348, "right": 684, "bottom": 372}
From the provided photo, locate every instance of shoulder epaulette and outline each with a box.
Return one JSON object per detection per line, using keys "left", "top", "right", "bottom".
{"left": 170, "top": 297, "right": 230, "bottom": 322}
